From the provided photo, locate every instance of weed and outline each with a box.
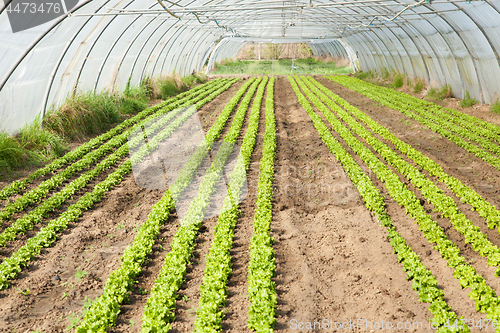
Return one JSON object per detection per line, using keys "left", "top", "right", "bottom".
{"left": 136, "top": 287, "right": 148, "bottom": 295}
{"left": 129, "top": 320, "right": 135, "bottom": 327}
{"left": 380, "top": 68, "right": 390, "bottom": 80}
{"left": 0, "top": 118, "right": 68, "bottom": 179}
{"left": 492, "top": 99, "right": 500, "bottom": 114}
{"left": 119, "top": 97, "right": 148, "bottom": 115}
{"left": 392, "top": 73, "right": 404, "bottom": 88}
{"left": 413, "top": 78, "right": 424, "bottom": 93}
{"left": 75, "top": 268, "right": 88, "bottom": 282}
{"left": 16, "top": 287, "right": 30, "bottom": 296}
{"left": 116, "top": 224, "right": 125, "bottom": 230}
{"left": 0, "top": 132, "right": 25, "bottom": 172}
{"left": 65, "top": 297, "right": 93, "bottom": 331}
{"left": 61, "top": 281, "right": 74, "bottom": 289}
{"left": 19, "top": 117, "right": 68, "bottom": 159}
{"left": 460, "top": 91, "right": 477, "bottom": 108}
{"left": 436, "top": 85, "right": 453, "bottom": 100}
{"left": 354, "top": 70, "right": 376, "bottom": 80}
{"left": 427, "top": 87, "right": 437, "bottom": 99}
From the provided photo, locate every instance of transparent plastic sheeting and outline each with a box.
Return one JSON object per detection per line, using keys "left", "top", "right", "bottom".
{"left": 0, "top": 0, "right": 221, "bottom": 135}
{"left": 1, "top": 0, "right": 500, "bottom": 135}
{"left": 343, "top": 1, "right": 500, "bottom": 104}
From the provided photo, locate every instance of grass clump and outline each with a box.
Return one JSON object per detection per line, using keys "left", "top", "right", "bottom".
{"left": 0, "top": 132, "right": 25, "bottom": 171}
{"left": 354, "top": 70, "right": 376, "bottom": 80}
{"left": 19, "top": 117, "right": 67, "bottom": 158}
{"left": 428, "top": 84, "right": 452, "bottom": 100}
{"left": 491, "top": 99, "right": 500, "bottom": 114}
{"left": 392, "top": 73, "right": 404, "bottom": 88}
{"left": 44, "top": 91, "right": 122, "bottom": 141}
{"left": 380, "top": 68, "right": 390, "bottom": 80}
{"left": 460, "top": 91, "right": 478, "bottom": 108}
{"left": 158, "top": 77, "right": 183, "bottom": 99}
{"left": 120, "top": 76, "right": 149, "bottom": 115}
{"left": 413, "top": 78, "right": 424, "bottom": 93}
{"left": 0, "top": 119, "right": 67, "bottom": 179}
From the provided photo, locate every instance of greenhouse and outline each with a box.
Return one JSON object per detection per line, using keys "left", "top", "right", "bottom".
{"left": 1, "top": 0, "right": 500, "bottom": 332}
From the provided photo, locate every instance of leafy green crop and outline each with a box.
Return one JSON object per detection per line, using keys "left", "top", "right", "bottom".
{"left": 246, "top": 77, "right": 278, "bottom": 333}
{"left": 329, "top": 75, "right": 500, "bottom": 233}
{"left": 193, "top": 77, "right": 271, "bottom": 333}
{"left": 328, "top": 76, "right": 500, "bottom": 174}
{"left": 290, "top": 74, "right": 500, "bottom": 331}
{"left": 141, "top": 77, "right": 263, "bottom": 333}
{"left": 305, "top": 76, "right": 500, "bottom": 272}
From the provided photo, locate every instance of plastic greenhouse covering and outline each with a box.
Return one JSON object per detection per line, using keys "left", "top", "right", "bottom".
{"left": 1, "top": 0, "right": 500, "bottom": 135}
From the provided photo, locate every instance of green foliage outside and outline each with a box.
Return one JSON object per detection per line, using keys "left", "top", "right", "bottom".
{"left": 213, "top": 58, "right": 352, "bottom": 75}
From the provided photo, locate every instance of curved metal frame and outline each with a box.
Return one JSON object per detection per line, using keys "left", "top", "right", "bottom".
{"left": 2, "top": 0, "right": 500, "bottom": 134}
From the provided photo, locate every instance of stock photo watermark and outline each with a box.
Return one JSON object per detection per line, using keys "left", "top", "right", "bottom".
{"left": 5, "top": 0, "right": 78, "bottom": 33}
{"left": 266, "top": 161, "right": 369, "bottom": 203}
{"left": 290, "top": 318, "right": 499, "bottom": 331}
{"left": 128, "top": 106, "right": 247, "bottom": 225}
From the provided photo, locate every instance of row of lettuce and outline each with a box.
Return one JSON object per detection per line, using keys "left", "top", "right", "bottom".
{"left": 192, "top": 76, "right": 270, "bottom": 332}
{"left": 0, "top": 81, "right": 235, "bottom": 256}
{"left": 140, "top": 77, "right": 264, "bottom": 332}
{"left": 291, "top": 74, "right": 500, "bottom": 331}
{"left": 329, "top": 76, "right": 500, "bottom": 175}
{"left": 306, "top": 77, "right": 500, "bottom": 274}
{"left": 74, "top": 77, "right": 258, "bottom": 332}
{"left": 0, "top": 80, "right": 215, "bottom": 200}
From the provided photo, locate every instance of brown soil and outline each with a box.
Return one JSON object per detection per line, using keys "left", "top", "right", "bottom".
{"left": 2, "top": 76, "right": 500, "bottom": 333}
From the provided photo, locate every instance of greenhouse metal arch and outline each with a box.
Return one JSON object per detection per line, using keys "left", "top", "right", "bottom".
{"left": 1, "top": 0, "right": 500, "bottom": 134}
